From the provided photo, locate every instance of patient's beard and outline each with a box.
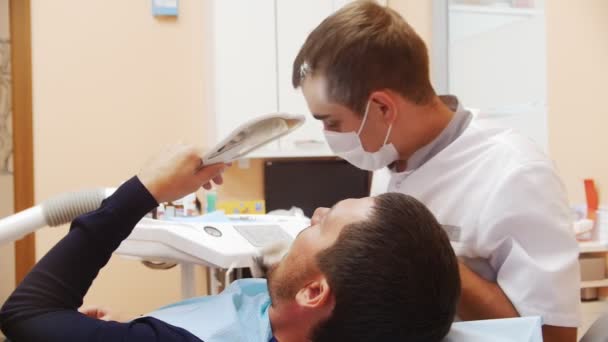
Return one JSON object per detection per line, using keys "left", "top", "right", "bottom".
{"left": 267, "top": 255, "right": 313, "bottom": 305}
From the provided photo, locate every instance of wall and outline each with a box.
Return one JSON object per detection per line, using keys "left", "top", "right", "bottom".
{"left": 388, "top": 0, "right": 433, "bottom": 46}
{"left": 31, "top": 0, "right": 209, "bottom": 318}
{"left": 546, "top": 0, "right": 608, "bottom": 204}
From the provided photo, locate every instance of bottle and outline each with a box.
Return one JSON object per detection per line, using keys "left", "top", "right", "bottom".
{"left": 165, "top": 202, "right": 176, "bottom": 217}
{"left": 206, "top": 191, "right": 217, "bottom": 213}
{"left": 174, "top": 203, "right": 185, "bottom": 217}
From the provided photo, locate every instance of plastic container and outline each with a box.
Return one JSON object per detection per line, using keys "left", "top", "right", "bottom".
{"left": 206, "top": 191, "right": 217, "bottom": 213}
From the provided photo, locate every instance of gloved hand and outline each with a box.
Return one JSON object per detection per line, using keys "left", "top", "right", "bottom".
{"left": 138, "top": 144, "right": 230, "bottom": 203}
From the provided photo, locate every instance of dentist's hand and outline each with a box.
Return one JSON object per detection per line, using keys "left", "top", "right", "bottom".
{"left": 138, "top": 144, "right": 229, "bottom": 203}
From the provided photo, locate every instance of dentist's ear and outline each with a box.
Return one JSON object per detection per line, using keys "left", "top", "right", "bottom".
{"left": 370, "top": 91, "right": 398, "bottom": 124}
{"left": 295, "top": 277, "right": 333, "bottom": 309}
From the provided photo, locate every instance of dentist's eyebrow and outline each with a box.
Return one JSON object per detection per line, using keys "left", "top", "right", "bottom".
{"left": 312, "top": 113, "right": 330, "bottom": 120}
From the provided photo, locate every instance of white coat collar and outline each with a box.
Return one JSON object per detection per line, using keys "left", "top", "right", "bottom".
{"left": 391, "top": 95, "right": 472, "bottom": 174}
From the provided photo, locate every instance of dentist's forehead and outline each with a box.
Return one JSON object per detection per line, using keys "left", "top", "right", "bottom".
{"left": 301, "top": 73, "right": 329, "bottom": 102}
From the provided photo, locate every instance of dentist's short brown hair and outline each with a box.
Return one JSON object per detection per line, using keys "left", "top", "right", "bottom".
{"left": 292, "top": 0, "right": 436, "bottom": 115}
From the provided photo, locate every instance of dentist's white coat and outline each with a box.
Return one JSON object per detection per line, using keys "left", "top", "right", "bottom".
{"left": 377, "top": 108, "right": 580, "bottom": 327}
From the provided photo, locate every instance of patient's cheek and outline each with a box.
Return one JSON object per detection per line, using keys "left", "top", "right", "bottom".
{"left": 266, "top": 263, "right": 280, "bottom": 280}
{"left": 301, "top": 225, "right": 324, "bottom": 247}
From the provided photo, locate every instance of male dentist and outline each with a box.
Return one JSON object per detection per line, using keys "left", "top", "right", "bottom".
{"left": 294, "top": 2, "right": 580, "bottom": 342}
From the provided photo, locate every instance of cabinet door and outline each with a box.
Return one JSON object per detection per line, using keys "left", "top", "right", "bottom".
{"left": 275, "top": 0, "right": 334, "bottom": 157}
{"left": 444, "top": 1, "right": 548, "bottom": 149}
{"left": 209, "top": 0, "right": 279, "bottom": 154}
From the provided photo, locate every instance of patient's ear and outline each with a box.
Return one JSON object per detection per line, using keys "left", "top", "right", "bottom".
{"left": 295, "top": 277, "right": 333, "bottom": 309}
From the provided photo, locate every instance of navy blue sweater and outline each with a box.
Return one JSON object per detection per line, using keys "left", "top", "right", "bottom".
{"left": 0, "top": 177, "right": 203, "bottom": 341}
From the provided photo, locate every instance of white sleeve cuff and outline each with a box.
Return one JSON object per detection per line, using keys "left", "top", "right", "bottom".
{"left": 515, "top": 302, "right": 581, "bottom": 328}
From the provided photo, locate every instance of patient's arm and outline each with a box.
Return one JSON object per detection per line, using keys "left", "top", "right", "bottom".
{"left": 0, "top": 177, "right": 202, "bottom": 341}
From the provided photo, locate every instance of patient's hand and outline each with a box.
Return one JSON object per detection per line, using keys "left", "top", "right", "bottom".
{"left": 79, "top": 306, "right": 113, "bottom": 321}
{"left": 311, "top": 207, "right": 330, "bottom": 226}
{"left": 138, "top": 144, "right": 230, "bottom": 203}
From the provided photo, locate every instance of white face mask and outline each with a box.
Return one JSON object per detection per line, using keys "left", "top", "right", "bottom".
{"left": 324, "top": 100, "right": 399, "bottom": 171}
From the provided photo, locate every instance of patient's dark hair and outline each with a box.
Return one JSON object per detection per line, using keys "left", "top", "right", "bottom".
{"left": 312, "top": 193, "right": 460, "bottom": 342}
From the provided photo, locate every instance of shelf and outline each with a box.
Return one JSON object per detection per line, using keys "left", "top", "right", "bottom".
{"left": 581, "top": 279, "right": 608, "bottom": 289}
{"left": 579, "top": 241, "right": 608, "bottom": 254}
{"left": 582, "top": 299, "right": 608, "bottom": 313}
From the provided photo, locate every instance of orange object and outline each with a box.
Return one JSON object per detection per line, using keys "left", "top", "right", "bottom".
{"left": 584, "top": 179, "right": 599, "bottom": 221}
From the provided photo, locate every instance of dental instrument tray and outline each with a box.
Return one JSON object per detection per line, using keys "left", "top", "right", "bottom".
{"left": 115, "top": 214, "right": 310, "bottom": 269}
{"left": 202, "top": 113, "right": 305, "bottom": 164}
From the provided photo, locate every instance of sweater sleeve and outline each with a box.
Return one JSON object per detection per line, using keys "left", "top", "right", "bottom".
{"left": 0, "top": 176, "right": 203, "bottom": 342}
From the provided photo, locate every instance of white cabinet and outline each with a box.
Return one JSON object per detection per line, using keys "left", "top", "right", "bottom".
{"left": 207, "top": 0, "right": 279, "bottom": 155}
{"left": 275, "top": 0, "right": 335, "bottom": 157}
{"left": 433, "top": 0, "right": 549, "bottom": 150}
{"left": 208, "top": 0, "right": 384, "bottom": 158}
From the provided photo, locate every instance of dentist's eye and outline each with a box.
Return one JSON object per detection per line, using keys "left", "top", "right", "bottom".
{"left": 325, "top": 121, "right": 339, "bottom": 130}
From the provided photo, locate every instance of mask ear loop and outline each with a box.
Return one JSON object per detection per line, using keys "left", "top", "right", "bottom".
{"left": 359, "top": 99, "right": 394, "bottom": 146}
{"left": 357, "top": 100, "right": 373, "bottom": 136}
{"left": 383, "top": 123, "right": 394, "bottom": 146}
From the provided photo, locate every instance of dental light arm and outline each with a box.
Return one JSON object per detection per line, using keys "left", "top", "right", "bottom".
{"left": 0, "top": 188, "right": 115, "bottom": 245}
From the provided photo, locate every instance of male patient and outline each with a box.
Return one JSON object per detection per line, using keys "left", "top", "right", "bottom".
{"left": 0, "top": 144, "right": 460, "bottom": 342}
